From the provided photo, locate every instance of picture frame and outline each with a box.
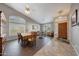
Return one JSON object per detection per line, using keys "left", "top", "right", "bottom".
{"left": 77, "top": 9, "right": 79, "bottom": 26}
{"left": 71, "top": 9, "right": 78, "bottom": 26}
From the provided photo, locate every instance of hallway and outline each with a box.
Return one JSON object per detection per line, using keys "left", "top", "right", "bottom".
{"left": 34, "top": 39, "right": 77, "bottom": 56}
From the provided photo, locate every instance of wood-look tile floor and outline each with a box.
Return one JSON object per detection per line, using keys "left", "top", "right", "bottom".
{"left": 34, "top": 39, "right": 77, "bottom": 56}
{"left": 3, "top": 36, "right": 77, "bottom": 56}
{"left": 3, "top": 36, "right": 51, "bottom": 56}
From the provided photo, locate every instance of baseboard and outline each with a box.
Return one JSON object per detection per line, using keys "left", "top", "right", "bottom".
{"left": 6, "top": 39, "right": 17, "bottom": 42}
{"left": 70, "top": 41, "right": 79, "bottom": 56}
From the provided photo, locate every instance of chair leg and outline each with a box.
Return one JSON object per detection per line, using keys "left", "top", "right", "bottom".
{"left": 34, "top": 41, "right": 36, "bottom": 47}
{"left": 18, "top": 39, "right": 20, "bottom": 43}
{"left": 28, "top": 41, "right": 33, "bottom": 47}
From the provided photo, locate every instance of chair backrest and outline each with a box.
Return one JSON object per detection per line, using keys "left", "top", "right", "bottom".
{"left": 0, "top": 37, "right": 2, "bottom": 56}
{"left": 17, "top": 33, "right": 23, "bottom": 40}
{"left": 31, "top": 32, "right": 37, "bottom": 36}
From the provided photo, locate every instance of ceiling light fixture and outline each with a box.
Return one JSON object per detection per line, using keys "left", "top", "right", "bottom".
{"left": 58, "top": 10, "right": 63, "bottom": 14}
{"left": 25, "top": 5, "right": 30, "bottom": 15}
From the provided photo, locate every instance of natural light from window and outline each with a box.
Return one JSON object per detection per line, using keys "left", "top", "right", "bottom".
{"left": 9, "top": 16, "right": 26, "bottom": 36}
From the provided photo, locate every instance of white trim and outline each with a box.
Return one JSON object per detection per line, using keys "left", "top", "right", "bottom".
{"left": 70, "top": 40, "right": 79, "bottom": 55}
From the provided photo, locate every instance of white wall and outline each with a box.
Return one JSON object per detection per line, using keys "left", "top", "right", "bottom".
{"left": 72, "top": 26, "right": 79, "bottom": 54}
{"left": 69, "top": 4, "right": 79, "bottom": 55}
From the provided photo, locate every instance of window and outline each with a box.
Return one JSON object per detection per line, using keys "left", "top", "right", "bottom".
{"left": 9, "top": 16, "right": 26, "bottom": 36}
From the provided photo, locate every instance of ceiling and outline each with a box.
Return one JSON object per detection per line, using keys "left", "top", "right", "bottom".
{"left": 5, "top": 3, "right": 71, "bottom": 24}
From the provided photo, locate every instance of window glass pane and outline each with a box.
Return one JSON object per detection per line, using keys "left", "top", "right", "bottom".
{"left": 9, "top": 16, "right": 25, "bottom": 24}
{"left": 9, "top": 16, "right": 26, "bottom": 36}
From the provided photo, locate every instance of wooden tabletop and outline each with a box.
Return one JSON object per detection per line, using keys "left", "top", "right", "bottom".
{"left": 21, "top": 32, "right": 31, "bottom": 37}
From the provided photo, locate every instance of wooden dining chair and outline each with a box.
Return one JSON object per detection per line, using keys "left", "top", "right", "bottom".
{"left": 0, "top": 37, "right": 2, "bottom": 56}
{"left": 28, "top": 35, "right": 37, "bottom": 47}
{"left": 32, "top": 35, "right": 37, "bottom": 46}
{"left": 17, "top": 33, "right": 22, "bottom": 43}
{"left": 17, "top": 33, "right": 28, "bottom": 46}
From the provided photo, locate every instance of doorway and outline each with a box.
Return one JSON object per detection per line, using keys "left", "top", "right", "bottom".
{"left": 58, "top": 22, "right": 67, "bottom": 39}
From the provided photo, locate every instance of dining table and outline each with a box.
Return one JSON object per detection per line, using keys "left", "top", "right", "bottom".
{"left": 21, "top": 32, "right": 32, "bottom": 41}
{"left": 21, "top": 32, "right": 37, "bottom": 46}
